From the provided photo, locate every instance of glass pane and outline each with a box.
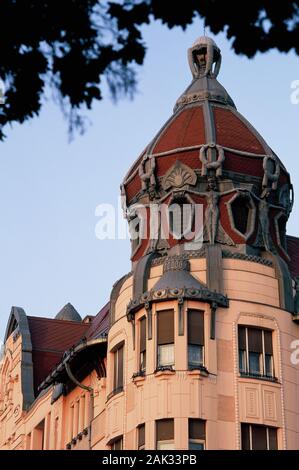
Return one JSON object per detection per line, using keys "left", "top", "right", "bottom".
{"left": 158, "top": 344, "right": 174, "bottom": 367}
{"left": 140, "top": 351, "right": 146, "bottom": 372}
{"left": 239, "top": 349, "right": 246, "bottom": 374}
{"left": 252, "top": 425, "right": 267, "bottom": 450}
{"left": 157, "top": 441, "right": 175, "bottom": 450}
{"left": 265, "top": 354, "right": 273, "bottom": 377}
{"left": 188, "top": 345, "right": 204, "bottom": 367}
{"left": 189, "top": 440, "right": 205, "bottom": 450}
{"left": 249, "top": 352, "right": 261, "bottom": 375}
{"left": 113, "top": 438, "right": 123, "bottom": 450}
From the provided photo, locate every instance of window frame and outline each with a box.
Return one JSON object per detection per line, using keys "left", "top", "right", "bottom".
{"left": 139, "top": 317, "right": 147, "bottom": 373}
{"left": 187, "top": 309, "right": 205, "bottom": 370}
{"left": 238, "top": 326, "right": 275, "bottom": 380}
{"left": 157, "top": 310, "right": 175, "bottom": 370}
{"left": 111, "top": 436, "right": 123, "bottom": 450}
{"left": 241, "top": 423, "right": 278, "bottom": 450}
{"left": 156, "top": 419, "right": 174, "bottom": 450}
{"left": 113, "top": 343, "right": 124, "bottom": 395}
{"left": 188, "top": 418, "right": 206, "bottom": 450}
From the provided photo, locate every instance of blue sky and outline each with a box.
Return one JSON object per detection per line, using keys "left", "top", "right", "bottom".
{"left": 0, "top": 21, "right": 298, "bottom": 338}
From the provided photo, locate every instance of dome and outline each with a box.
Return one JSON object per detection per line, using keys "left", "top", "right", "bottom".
{"left": 55, "top": 303, "right": 82, "bottom": 322}
{"left": 122, "top": 37, "right": 293, "bottom": 265}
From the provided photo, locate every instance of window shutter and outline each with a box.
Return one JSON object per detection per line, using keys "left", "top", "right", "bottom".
{"left": 188, "top": 310, "right": 204, "bottom": 346}
{"left": 241, "top": 423, "right": 250, "bottom": 450}
{"left": 252, "top": 425, "right": 267, "bottom": 450}
{"left": 189, "top": 419, "right": 205, "bottom": 440}
{"left": 248, "top": 328, "right": 263, "bottom": 353}
{"left": 157, "top": 310, "right": 174, "bottom": 345}
{"left": 238, "top": 326, "right": 246, "bottom": 350}
{"left": 268, "top": 427, "right": 278, "bottom": 450}
{"left": 140, "top": 317, "right": 146, "bottom": 353}
{"left": 138, "top": 424, "right": 145, "bottom": 448}
{"left": 156, "top": 419, "right": 174, "bottom": 441}
{"left": 264, "top": 330, "right": 273, "bottom": 355}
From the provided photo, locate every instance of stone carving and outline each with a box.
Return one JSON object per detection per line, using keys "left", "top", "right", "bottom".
{"left": 127, "top": 286, "right": 229, "bottom": 320}
{"left": 138, "top": 156, "right": 157, "bottom": 195}
{"left": 199, "top": 179, "right": 235, "bottom": 246}
{"left": 163, "top": 255, "right": 190, "bottom": 273}
{"left": 257, "top": 189, "right": 272, "bottom": 252}
{"left": 162, "top": 161, "right": 197, "bottom": 190}
{"left": 204, "top": 178, "right": 220, "bottom": 244}
{"left": 200, "top": 144, "right": 225, "bottom": 177}
{"left": 253, "top": 188, "right": 287, "bottom": 252}
{"left": 188, "top": 36, "right": 222, "bottom": 79}
{"left": 262, "top": 155, "right": 280, "bottom": 191}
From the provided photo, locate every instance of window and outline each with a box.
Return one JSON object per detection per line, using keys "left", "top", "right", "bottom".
{"left": 188, "top": 310, "right": 204, "bottom": 369}
{"left": 156, "top": 419, "right": 174, "bottom": 450}
{"left": 238, "top": 326, "right": 274, "bottom": 379}
{"left": 140, "top": 317, "right": 146, "bottom": 372}
{"left": 113, "top": 345, "right": 124, "bottom": 393}
{"left": 111, "top": 436, "right": 123, "bottom": 450}
{"left": 168, "top": 199, "right": 192, "bottom": 240}
{"left": 157, "top": 310, "right": 174, "bottom": 368}
{"left": 138, "top": 424, "right": 145, "bottom": 450}
{"left": 231, "top": 196, "right": 250, "bottom": 235}
{"left": 189, "top": 419, "right": 205, "bottom": 450}
{"left": 33, "top": 420, "right": 45, "bottom": 450}
{"left": 129, "top": 216, "right": 141, "bottom": 253}
{"left": 241, "top": 424, "right": 278, "bottom": 450}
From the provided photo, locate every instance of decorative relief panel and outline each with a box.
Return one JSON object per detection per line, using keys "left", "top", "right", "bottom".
{"left": 239, "top": 381, "right": 282, "bottom": 427}
{"left": 245, "top": 387, "right": 259, "bottom": 419}
{"left": 263, "top": 389, "right": 277, "bottom": 422}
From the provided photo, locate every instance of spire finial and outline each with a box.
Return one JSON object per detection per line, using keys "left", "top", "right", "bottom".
{"left": 188, "top": 36, "right": 222, "bottom": 79}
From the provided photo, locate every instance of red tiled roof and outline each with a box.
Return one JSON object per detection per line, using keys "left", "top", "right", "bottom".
{"left": 213, "top": 107, "right": 265, "bottom": 154}
{"left": 287, "top": 236, "right": 299, "bottom": 278}
{"left": 27, "top": 316, "right": 89, "bottom": 394}
{"left": 27, "top": 316, "right": 89, "bottom": 352}
{"left": 153, "top": 106, "right": 206, "bottom": 154}
{"left": 86, "top": 302, "right": 110, "bottom": 340}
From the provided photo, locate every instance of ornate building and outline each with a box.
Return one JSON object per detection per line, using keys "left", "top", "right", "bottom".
{"left": 1, "top": 37, "right": 299, "bottom": 450}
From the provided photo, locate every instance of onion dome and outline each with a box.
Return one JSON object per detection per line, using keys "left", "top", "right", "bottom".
{"left": 122, "top": 37, "right": 293, "bottom": 265}
{"left": 55, "top": 303, "right": 82, "bottom": 322}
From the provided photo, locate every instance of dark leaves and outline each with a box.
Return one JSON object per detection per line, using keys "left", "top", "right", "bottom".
{"left": 0, "top": 1, "right": 299, "bottom": 140}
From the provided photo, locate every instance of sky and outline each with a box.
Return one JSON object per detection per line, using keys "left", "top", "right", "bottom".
{"left": 0, "top": 21, "right": 298, "bottom": 339}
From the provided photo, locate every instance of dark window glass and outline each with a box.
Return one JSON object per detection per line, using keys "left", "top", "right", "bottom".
{"left": 231, "top": 197, "right": 250, "bottom": 234}
{"left": 112, "top": 437, "right": 123, "bottom": 450}
{"left": 114, "top": 345, "right": 124, "bottom": 392}
{"left": 189, "top": 419, "right": 205, "bottom": 450}
{"left": 241, "top": 424, "right": 278, "bottom": 450}
{"left": 140, "top": 317, "right": 146, "bottom": 372}
{"left": 138, "top": 424, "right": 145, "bottom": 450}
{"left": 238, "top": 327, "right": 274, "bottom": 379}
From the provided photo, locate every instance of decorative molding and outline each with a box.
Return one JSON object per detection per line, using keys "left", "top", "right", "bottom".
{"left": 199, "top": 144, "right": 225, "bottom": 177}
{"left": 262, "top": 155, "right": 280, "bottom": 191}
{"left": 127, "top": 286, "right": 229, "bottom": 319}
{"left": 225, "top": 192, "right": 257, "bottom": 241}
{"left": 222, "top": 250, "right": 273, "bottom": 267}
{"left": 162, "top": 161, "right": 197, "bottom": 190}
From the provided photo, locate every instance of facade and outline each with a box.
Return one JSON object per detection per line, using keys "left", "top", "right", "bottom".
{"left": 0, "top": 37, "right": 299, "bottom": 451}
